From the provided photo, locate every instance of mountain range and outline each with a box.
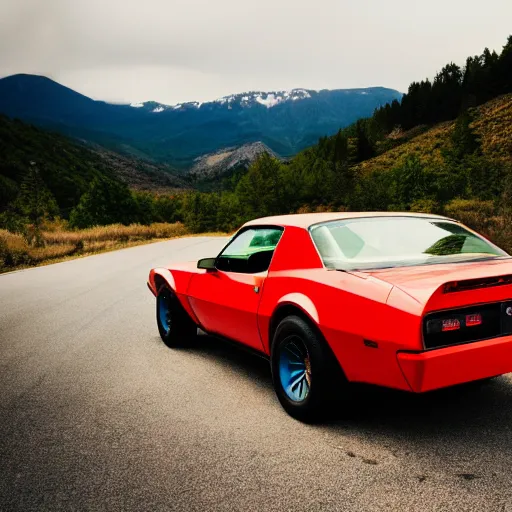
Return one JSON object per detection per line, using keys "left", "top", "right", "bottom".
{"left": 0, "top": 74, "right": 402, "bottom": 169}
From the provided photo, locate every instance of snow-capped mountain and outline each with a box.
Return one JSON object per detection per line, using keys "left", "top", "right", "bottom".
{"left": 126, "top": 88, "right": 384, "bottom": 115}
{"left": 0, "top": 74, "right": 403, "bottom": 168}
{"left": 129, "top": 89, "right": 316, "bottom": 113}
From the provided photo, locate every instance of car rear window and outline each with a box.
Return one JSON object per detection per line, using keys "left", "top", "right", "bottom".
{"left": 310, "top": 217, "right": 508, "bottom": 270}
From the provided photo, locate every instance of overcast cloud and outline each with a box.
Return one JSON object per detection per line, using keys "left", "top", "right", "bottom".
{"left": 1, "top": 0, "right": 511, "bottom": 105}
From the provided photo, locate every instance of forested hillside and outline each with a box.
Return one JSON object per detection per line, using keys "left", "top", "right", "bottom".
{"left": 0, "top": 115, "right": 188, "bottom": 229}
{"left": 1, "top": 35, "right": 511, "bottom": 269}
{"left": 173, "top": 36, "right": 512, "bottom": 248}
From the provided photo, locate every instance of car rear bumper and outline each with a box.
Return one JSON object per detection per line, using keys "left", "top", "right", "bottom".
{"left": 397, "top": 336, "right": 512, "bottom": 392}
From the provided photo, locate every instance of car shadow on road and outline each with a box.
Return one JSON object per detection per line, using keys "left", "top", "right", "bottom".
{"left": 176, "top": 333, "right": 275, "bottom": 391}
{"left": 178, "top": 334, "right": 512, "bottom": 441}
{"left": 323, "top": 378, "right": 512, "bottom": 477}
{"left": 170, "top": 335, "right": 512, "bottom": 478}
{"left": 337, "top": 377, "right": 512, "bottom": 428}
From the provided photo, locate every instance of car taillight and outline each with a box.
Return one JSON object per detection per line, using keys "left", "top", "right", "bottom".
{"left": 423, "top": 303, "right": 501, "bottom": 349}
{"left": 426, "top": 312, "right": 484, "bottom": 334}
{"left": 442, "top": 318, "right": 461, "bottom": 331}
{"left": 466, "top": 313, "right": 482, "bottom": 327}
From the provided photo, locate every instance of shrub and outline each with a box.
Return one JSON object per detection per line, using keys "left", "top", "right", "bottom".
{"left": 0, "top": 229, "right": 31, "bottom": 267}
{"left": 409, "top": 199, "right": 440, "bottom": 214}
{"left": 443, "top": 199, "right": 496, "bottom": 232}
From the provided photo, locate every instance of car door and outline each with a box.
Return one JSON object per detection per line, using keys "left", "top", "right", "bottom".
{"left": 187, "top": 227, "right": 283, "bottom": 351}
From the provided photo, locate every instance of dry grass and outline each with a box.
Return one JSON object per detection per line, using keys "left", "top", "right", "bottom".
{"left": 28, "top": 244, "right": 78, "bottom": 262}
{"left": 472, "top": 94, "right": 512, "bottom": 160}
{"left": 0, "top": 230, "right": 31, "bottom": 267}
{"left": 41, "top": 222, "right": 187, "bottom": 244}
{"left": 0, "top": 222, "right": 189, "bottom": 273}
{"left": 355, "top": 122, "right": 452, "bottom": 175}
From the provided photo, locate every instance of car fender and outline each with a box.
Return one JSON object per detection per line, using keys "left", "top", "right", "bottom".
{"left": 276, "top": 293, "right": 320, "bottom": 323}
{"left": 258, "top": 292, "right": 320, "bottom": 355}
{"left": 148, "top": 267, "right": 200, "bottom": 325}
{"left": 148, "top": 268, "right": 176, "bottom": 295}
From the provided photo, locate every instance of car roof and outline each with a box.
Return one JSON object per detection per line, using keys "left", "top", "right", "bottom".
{"left": 243, "top": 211, "right": 453, "bottom": 229}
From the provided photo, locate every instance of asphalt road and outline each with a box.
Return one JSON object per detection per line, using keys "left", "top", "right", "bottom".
{"left": 1, "top": 236, "right": 512, "bottom": 511}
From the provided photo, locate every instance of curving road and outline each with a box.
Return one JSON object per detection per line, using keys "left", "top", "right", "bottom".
{"left": 1, "top": 236, "right": 512, "bottom": 511}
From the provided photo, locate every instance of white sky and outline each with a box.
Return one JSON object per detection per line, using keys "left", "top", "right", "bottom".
{"left": 1, "top": 0, "right": 510, "bottom": 105}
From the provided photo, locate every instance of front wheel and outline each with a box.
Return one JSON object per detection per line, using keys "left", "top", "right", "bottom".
{"left": 270, "top": 315, "right": 350, "bottom": 422}
{"left": 156, "top": 288, "right": 197, "bottom": 347}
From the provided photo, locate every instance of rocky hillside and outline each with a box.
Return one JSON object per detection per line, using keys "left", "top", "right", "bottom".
{"left": 189, "top": 142, "right": 279, "bottom": 181}
{"left": 90, "top": 146, "right": 187, "bottom": 192}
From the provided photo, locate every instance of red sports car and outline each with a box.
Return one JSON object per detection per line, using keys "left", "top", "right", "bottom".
{"left": 148, "top": 212, "right": 512, "bottom": 421}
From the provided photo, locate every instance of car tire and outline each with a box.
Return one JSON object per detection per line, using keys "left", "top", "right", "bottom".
{"left": 156, "top": 287, "right": 197, "bottom": 347}
{"left": 270, "top": 315, "right": 349, "bottom": 422}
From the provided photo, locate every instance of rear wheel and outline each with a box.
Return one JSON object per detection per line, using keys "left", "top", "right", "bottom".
{"left": 270, "top": 315, "right": 350, "bottom": 422}
{"left": 156, "top": 288, "right": 197, "bottom": 347}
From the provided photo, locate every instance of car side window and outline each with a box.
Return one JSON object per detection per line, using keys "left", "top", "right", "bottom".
{"left": 216, "top": 227, "right": 283, "bottom": 274}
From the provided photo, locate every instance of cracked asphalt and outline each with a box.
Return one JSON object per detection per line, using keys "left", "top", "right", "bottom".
{"left": 1, "top": 236, "right": 512, "bottom": 511}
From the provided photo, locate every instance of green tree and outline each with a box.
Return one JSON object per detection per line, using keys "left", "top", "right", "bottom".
{"left": 18, "top": 164, "right": 59, "bottom": 222}
{"left": 154, "top": 195, "right": 180, "bottom": 223}
{"left": 355, "top": 120, "right": 375, "bottom": 162}
{"left": 69, "top": 177, "right": 139, "bottom": 229}
{"left": 302, "top": 158, "right": 335, "bottom": 205}
{"left": 133, "top": 191, "right": 156, "bottom": 225}
{"left": 333, "top": 130, "right": 349, "bottom": 164}
{"left": 351, "top": 171, "right": 393, "bottom": 211}
{"left": 0, "top": 175, "right": 19, "bottom": 211}
{"left": 181, "top": 192, "right": 220, "bottom": 233}
{"left": 450, "top": 110, "right": 481, "bottom": 159}
{"left": 392, "top": 155, "right": 432, "bottom": 208}
{"left": 497, "top": 35, "right": 512, "bottom": 95}
{"left": 14, "top": 164, "right": 59, "bottom": 244}
{"left": 216, "top": 192, "right": 242, "bottom": 232}
{"left": 235, "top": 153, "right": 285, "bottom": 218}
{"left": 464, "top": 155, "right": 505, "bottom": 200}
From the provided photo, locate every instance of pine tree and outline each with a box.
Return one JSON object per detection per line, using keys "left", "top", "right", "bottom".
{"left": 16, "top": 163, "right": 58, "bottom": 244}
{"left": 355, "top": 120, "right": 375, "bottom": 162}
{"left": 235, "top": 153, "right": 285, "bottom": 218}
{"left": 497, "top": 35, "right": 512, "bottom": 95}
{"left": 450, "top": 110, "right": 481, "bottom": 159}
{"left": 333, "top": 130, "right": 349, "bottom": 165}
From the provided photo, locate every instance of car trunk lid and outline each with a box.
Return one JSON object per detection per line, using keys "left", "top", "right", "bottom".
{"left": 367, "top": 258, "right": 512, "bottom": 312}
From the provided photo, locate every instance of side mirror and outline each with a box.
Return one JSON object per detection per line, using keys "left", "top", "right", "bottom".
{"left": 197, "top": 257, "right": 217, "bottom": 270}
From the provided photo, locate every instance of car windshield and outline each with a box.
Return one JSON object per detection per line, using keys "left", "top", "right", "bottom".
{"left": 310, "top": 217, "right": 508, "bottom": 271}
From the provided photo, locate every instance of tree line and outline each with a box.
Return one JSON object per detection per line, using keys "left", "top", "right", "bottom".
{"left": 372, "top": 35, "right": 512, "bottom": 134}
{"left": 1, "top": 35, "right": 511, "bottom": 243}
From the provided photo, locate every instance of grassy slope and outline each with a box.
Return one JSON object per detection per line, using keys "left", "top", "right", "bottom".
{"left": 354, "top": 93, "right": 512, "bottom": 175}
